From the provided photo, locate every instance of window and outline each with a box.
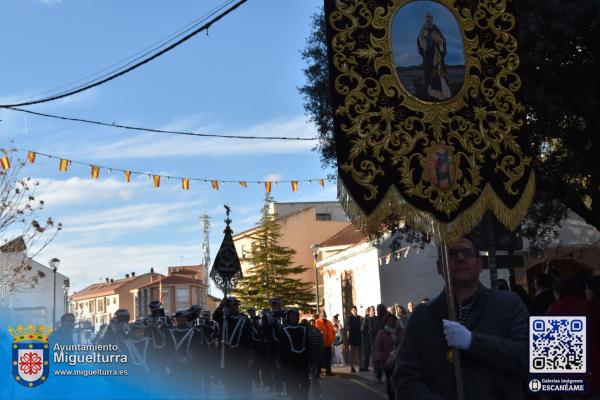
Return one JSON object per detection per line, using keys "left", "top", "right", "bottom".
{"left": 176, "top": 287, "right": 189, "bottom": 311}
{"left": 316, "top": 213, "right": 331, "bottom": 221}
{"left": 97, "top": 299, "right": 104, "bottom": 313}
{"left": 162, "top": 288, "right": 171, "bottom": 314}
{"left": 88, "top": 300, "right": 95, "bottom": 313}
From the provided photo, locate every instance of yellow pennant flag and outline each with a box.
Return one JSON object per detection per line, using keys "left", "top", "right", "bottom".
{"left": 182, "top": 178, "right": 190, "bottom": 190}
{"left": 211, "top": 180, "right": 219, "bottom": 190}
{"left": 59, "top": 159, "right": 69, "bottom": 172}
{"left": 319, "top": 179, "right": 325, "bottom": 188}
{"left": 91, "top": 165, "right": 100, "bottom": 179}
{"left": 124, "top": 170, "right": 132, "bottom": 183}
{"left": 265, "top": 181, "right": 272, "bottom": 193}
{"left": 27, "top": 151, "right": 36, "bottom": 164}
{"left": 239, "top": 181, "right": 247, "bottom": 188}
{"left": 153, "top": 175, "right": 161, "bottom": 188}
{"left": 291, "top": 181, "right": 298, "bottom": 192}
{"left": 0, "top": 156, "right": 10, "bottom": 170}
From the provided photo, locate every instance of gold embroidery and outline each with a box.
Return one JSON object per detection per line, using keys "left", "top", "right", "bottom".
{"left": 329, "top": 0, "right": 534, "bottom": 240}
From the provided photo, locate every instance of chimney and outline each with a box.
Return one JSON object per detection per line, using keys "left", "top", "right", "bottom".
{"left": 105, "top": 278, "right": 109, "bottom": 283}
{"left": 125, "top": 274, "right": 130, "bottom": 278}
{"left": 131, "top": 272, "right": 135, "bottom": 277}
{"left": 150, "top": 267, "right": 154, "bottom": 274}
{"left": 110, "top": 279, "right": 114, "bottom": 284}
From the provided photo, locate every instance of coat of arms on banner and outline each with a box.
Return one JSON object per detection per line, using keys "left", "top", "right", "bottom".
{"left": 9, "top": 324, "right": 51, "bottom": 388}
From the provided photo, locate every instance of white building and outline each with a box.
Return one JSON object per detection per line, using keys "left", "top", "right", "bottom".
{"left": 318, "top": 211, "right": 600, "bottom": 323}
{"left": 317, "top": 225, "right": 442, "bottom": 321}
{"left": 0, "top": 238, "right": 69, "bottom": 328}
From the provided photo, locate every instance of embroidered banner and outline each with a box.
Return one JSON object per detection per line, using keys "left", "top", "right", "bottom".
{"left": 325, "top": 0, "right": 534, "bottom": 240}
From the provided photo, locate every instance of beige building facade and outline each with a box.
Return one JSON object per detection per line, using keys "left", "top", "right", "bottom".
{"left": 233, "top": 201, "right": 350, "bottom": 307}
{"left": 132, "top": 265, "right": 208, "bottom": 318}
{"left": 70, "top": 271, "right": 162, "bottom": 331}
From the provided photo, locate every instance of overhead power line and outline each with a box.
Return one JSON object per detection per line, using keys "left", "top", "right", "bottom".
{"left": 0, "top": 0, "right": 247, "bottom": 109}
{"left": 8, "top": 0, "right": 237, "bottom": 104}
{"left": 7, "top": 107, "right": 318, "bottom": 141}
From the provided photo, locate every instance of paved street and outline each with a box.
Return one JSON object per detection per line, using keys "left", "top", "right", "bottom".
{"left": 203, "top": 364, "right": 388, "bottom": 400}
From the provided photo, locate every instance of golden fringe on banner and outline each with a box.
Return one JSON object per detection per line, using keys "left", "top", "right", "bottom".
{"left": 338, "top": 171, "right": 536, "bottom": 243}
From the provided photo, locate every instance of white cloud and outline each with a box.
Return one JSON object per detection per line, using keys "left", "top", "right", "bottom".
{"left": 71, "top": 116, "right": 316, "bottom": 159}
{"left": 37, "top": 242, "right": 202, "bottom": 292}
{"left": 59, "top": 201, "right": 195, "bottom": 235}
{"left": 263, "top": 173, "right": 282, "bottom": 182}
{"left": 33, "top": 177, "right": 140, "bottom": 208}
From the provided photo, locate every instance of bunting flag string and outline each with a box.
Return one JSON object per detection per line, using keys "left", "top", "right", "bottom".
{"left": 1, "top": 156, "right": 10, "bottom": 170}
{"left": 58, "top": 159, "right": 69, "bottom": 172}
{"left": 91, "top": 165, "right": 100, "bottom": 179}
{"left": 13, "top": 148, "right": 334, "bottom": 193}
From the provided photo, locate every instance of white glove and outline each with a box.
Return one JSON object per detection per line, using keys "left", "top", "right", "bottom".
{"left": 443, "top": 319, "right": 472, "bottom": 350}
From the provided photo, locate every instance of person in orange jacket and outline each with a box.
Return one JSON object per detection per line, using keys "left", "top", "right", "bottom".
{"left": 315, "top": 310, "right": 335, "bottom": 376}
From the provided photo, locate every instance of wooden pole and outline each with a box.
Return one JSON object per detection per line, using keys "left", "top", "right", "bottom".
{"left": 440, "top": 241, "right": 466, "bottom": 400}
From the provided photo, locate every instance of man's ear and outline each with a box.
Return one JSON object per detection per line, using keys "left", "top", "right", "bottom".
{"left": 436, "top": 259, "right": 443, "bottom": 275}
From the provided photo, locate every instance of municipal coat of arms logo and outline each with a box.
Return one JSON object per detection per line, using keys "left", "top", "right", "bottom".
{"left": 9, "top": 324, "right": 51, "bottom": 388}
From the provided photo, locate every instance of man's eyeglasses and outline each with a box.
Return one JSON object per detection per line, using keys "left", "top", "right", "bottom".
{"left": 448, "top": 247, "right": 477, "bottom": 259}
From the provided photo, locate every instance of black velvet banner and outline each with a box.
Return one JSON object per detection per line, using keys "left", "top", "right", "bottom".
{"left": 325, "top": 0, "right": 534, "bottom": 239}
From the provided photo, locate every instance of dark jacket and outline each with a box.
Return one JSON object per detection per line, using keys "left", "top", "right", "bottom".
{"left": 347, "top": 314, "right": 363, "bottom": 346}
{"left": 393, "top": 285, "right": 528, "bottom": 400}
{"left": 529, "top": 288, "right": 555, "bottom": 315}
{"left": 547, "top": 295, "right": 600, "bottom": 392}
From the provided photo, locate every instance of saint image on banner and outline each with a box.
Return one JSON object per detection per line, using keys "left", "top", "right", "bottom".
{"left": 425, "top": 145, "right": 457, "bottom": 190}
{"left": 417, "top": 12, "right": 451, "bottom": 100}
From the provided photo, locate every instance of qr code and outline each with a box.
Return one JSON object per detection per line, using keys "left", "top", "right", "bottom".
{"left": 529, "top": 316, "right": 586, "bottom": 373}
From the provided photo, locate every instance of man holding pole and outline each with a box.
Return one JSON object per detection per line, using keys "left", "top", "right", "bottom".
{"left": 393, "top": 235, "right": 528, "bottom": 399}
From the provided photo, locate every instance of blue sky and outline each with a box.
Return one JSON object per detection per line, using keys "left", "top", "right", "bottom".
{"left": 0, "top": 0, "right": 329, "bottom": 294}
{"left": 392, "top": 0, "right": 464, "bottom": 67}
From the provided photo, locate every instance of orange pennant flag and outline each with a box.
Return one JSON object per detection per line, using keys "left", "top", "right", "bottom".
{"left": 0, "top": 156, "right": 10, "bottom": 170}
{"left": 91, "top": 165, "right": 100, "bottom": 179}
{"left": 153, "top": 175, "right": 161, "bottom": 188}
{"left": 124, "top": 170, "right": 132, "bottom": 183}
{"left": 265, "top": 181, "right": 272, "bottom": 193}
{"left": 182, "top": 178, "right": 190, "bottom": 190}
{"left": 239, "top": 181, "right": 247, "bottom": 188}
{"left": 211, "top": 180, "right": 219, "bottom": 190}
{"left": 59, "top": 159, "right": 69, "bottom": 172}
{"left": 319, "top": 179, "right": 325, "bottom": 188}
{"left": 291, "top": 181, "right": 298, "bottom": 192}
{"left": 27, "top": 151, "right": 36, "bottom": 164}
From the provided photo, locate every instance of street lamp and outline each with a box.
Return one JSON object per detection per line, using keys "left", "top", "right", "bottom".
{"left": 310, "top": 243, "right": 320, "bottom": 314}
{"left": 49, "top": 258, "right": 60, "bottom": 329}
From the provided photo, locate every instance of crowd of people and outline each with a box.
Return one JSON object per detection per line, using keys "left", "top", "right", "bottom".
{"left": 48, "top": 235, "right": 600, "bottom": 400}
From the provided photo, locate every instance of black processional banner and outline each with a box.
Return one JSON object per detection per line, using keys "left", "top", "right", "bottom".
{"left": 325, "top": 0, "right": 534, "bottom": 241}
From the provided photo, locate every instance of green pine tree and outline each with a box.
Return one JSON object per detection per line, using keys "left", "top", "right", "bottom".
{"left": 233, "top": 193, "right": 315, "bottom": 312}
